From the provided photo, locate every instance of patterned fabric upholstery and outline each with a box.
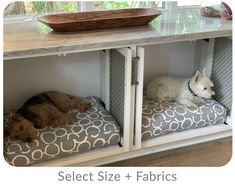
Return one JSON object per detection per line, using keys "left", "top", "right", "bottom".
{"left": 4, "top": 97, "right": 120, "bottom": 166}
{"left": 142, "top": 95, "right": 227, "bottom": 140}
{"left": 211, "top": 37, "right": 232, "bottom": 112}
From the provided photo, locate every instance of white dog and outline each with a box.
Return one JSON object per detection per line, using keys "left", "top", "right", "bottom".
{"left": 146, "top": 69, "right": 215, "bottom": 108}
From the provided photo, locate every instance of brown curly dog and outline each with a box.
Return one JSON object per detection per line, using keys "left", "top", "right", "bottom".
{"left": 5, "top": 91, "right": 90, "bottom": 142}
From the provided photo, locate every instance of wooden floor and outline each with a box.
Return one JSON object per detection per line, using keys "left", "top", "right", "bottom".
{"left": 105, "top": 137, "right": 232, "bottom": 167}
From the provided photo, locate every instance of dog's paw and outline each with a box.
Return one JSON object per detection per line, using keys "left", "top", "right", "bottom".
{"left": 79, "top": 101, "right": 91, "bottom": 112}
{"left": 179, "top": 99, "right": 198, "bottom": 108}
{"left": 194, "top": 99, "right": 206, "bottom": 107}
{"left": 186, "top": 104, "right": 198, "bottom": 108}
{"left": 67, "top": 112, "right": 77, "bottom": 124}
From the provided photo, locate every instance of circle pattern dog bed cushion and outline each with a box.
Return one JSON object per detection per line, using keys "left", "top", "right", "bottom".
{"left": 142, "top": 95, "right": 227, "bottom": 140}
{"left": 4, "top": 97, "right": 120, "bottom": 166}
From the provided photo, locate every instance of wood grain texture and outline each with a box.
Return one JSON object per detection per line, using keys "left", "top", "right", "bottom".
{"left": 38, "top": 8, "right": 161, "bottom": 32}
{"left": 105, "top": 138, "right": 232, "bottom": 167}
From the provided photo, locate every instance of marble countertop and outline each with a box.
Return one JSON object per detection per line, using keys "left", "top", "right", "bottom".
{"left": 4, "top": 9, "right": 232, "bottom": 59}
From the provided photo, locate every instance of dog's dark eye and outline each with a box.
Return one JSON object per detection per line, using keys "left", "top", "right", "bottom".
{"left": 20, "top": 126, "right": 24, "bottom": 131}
{"left": 204, "top": 88, "right": 207, "bottom": 90}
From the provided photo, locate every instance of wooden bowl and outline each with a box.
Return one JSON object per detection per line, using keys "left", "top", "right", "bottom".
{"left": 38, "top": 8, "right": 162, "bottom": 32}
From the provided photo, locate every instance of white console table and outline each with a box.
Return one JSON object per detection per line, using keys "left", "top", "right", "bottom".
{"left": 4, "top": 9, "right": 232, "bottom": 166}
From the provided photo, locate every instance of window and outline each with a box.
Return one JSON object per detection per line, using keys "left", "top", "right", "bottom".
{"left": 4, "top": 1, "right": 80, "bottom": 17}
{"left": 4, "top": 1, "right": 218, "bottom": 19}
{"left": 177, "top": 0, "right": 201, "bottom": 7}
{"left": 177, "top": 0, "right": 222, "bottom": 8}
{"left": 4, "top": 1, "right": 164, "bottom": 18}
{"left": 94, "top": 1, "right": 162, "bottom": 10}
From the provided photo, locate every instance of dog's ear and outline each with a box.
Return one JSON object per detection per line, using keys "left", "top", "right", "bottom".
{"left": 5, "top": 122, "right": 15, "bottom": 138}
{"left": 202, "top": 68, "right": 207, "bottom": 77}
{"left": 12, "top": 113, "right": 24, "bottom": 121}
{"left": 192, "top": 71, "right": 202, "bottom": 82}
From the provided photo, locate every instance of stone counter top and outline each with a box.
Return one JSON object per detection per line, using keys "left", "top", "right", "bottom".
{"left": 4, "top": 9, "right": 232, "bottom": 60}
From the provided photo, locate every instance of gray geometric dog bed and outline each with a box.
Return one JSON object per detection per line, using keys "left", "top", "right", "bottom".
{"left": 4, "top": 97, "right": 120, "bottom": 166}
{"left": 142, "top": 95, "right": 227, "bottom": 140}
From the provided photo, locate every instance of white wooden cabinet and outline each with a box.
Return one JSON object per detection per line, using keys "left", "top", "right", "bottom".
{"left": 3, "top": 9, "right": 232, "bottom": 166}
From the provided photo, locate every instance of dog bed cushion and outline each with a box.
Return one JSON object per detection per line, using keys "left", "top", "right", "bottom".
{"left": 4, "top": 97, "right": 120, "bottom": 166}
{"left": 142, "top": 95, "right": 227, "bottom": 140}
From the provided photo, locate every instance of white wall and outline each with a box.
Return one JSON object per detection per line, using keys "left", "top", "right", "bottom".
{"left": 194, "top": 40, "right": 209, "bottom": 73}
{"left": 143, "top": 41, "right": 197, "bottom": 88}
{"left": 4, "top": 51, "right": 101, "bottom": 110}
{"left": 4, "top": 41, "right": 208, "bottom": 110}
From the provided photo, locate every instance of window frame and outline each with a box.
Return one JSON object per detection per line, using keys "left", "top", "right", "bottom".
{"left": 3, "top": 1, "right": 202, "bottom": 23}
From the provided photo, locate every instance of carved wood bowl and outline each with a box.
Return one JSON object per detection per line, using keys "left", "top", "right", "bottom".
{"left": 38, "top": 8, "right": 162, "bottom": 32}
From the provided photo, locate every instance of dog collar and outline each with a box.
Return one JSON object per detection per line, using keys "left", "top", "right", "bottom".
{"left": 187, "top": 80, "right": 200, "bottom": 98}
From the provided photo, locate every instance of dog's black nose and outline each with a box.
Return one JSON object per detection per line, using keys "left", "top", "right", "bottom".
{"left": 26, "top": 137, "right": 32, "bottom": 142}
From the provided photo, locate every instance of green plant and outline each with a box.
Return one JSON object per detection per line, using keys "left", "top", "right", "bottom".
{"left": 98, "top": 1, "right": 158, "bottom": 9}
{"left": 31, "top": 1, "right": 78, "bottom": 14}
{"left": 32, "top": 1, "right": 57, "bottom": 13}
{"left": 62, "top": 3, "right": 78, "bottom": 13}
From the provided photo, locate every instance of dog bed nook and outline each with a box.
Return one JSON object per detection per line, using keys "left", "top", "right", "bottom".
{"left": 4, "top": 97, "right": 121, "bottom": 166}
{"left": 136, "top": 37, "right": 232, "bottom": 145}
{"left": 142, "top": 95, "right": 227, "bottom": 140}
